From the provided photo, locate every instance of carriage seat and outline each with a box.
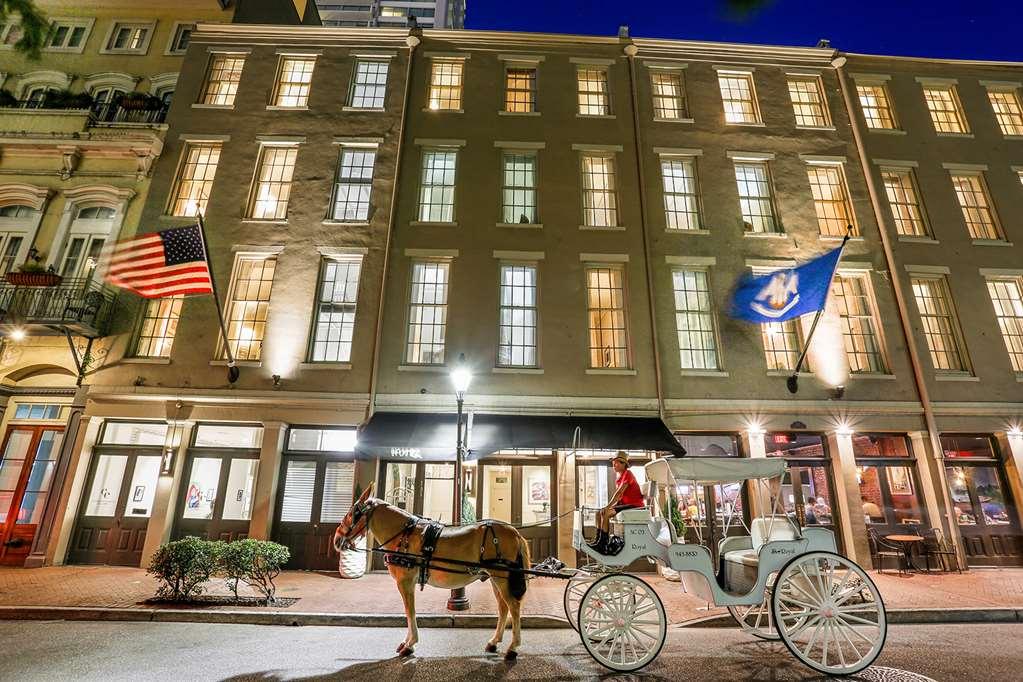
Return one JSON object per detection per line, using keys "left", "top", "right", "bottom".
{"left": 617, "top": 508, "right": 652, "bottom": 524}
{"left": 723, "top": 517, "right": 799, "bottom": 567}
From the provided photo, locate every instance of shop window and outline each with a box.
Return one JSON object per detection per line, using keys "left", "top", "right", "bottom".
{"left": 182, "top": 457, "right": 221, "bottom": 519}
{"left": 13, "top": 404, "right": 63, "bottom": 420}
{"left": 422, "top": 463, "right": 454, "bottom": 523}
{"left": 941, "top": 434, "right": 998, "bottom": 459}
{"left": 382, "top": 461, "right": 417, "bottom": 511}
{"left": 221, "top": 459, "right": 259, "bottom": 520}
{"left": 193, "top": 424, "right": 263, "bottom": 449}
{"left": 765, "top": 433, "right": 834, "bottom": 528}
{"left": 84, "top": 455, "right": 127, "bottom": 517}
{"left": 100, "top": 421, "right": 168, "bottom": 446}
{"left": 279, "top": 460, "right": 316, "bottom": 522}
{"left": 123, "top": 457, "right": 161, "bottom": 518}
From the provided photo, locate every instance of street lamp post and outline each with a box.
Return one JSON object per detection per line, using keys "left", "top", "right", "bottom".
{"left": 447, "top": 353, "right": 471, "bottom": 611}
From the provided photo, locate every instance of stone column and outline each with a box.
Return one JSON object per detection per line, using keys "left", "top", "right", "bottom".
{"left": 909, "top": 431, "right": 948, "bottom": 535}
{"left": 139, "top": 420, "right": 195, "bottom": 568}
{"left": 741, "top": 430, "right": 770, "bottom": 518}
{"left": 1000, "top": 432, "right": 1023, "bottom": 525}
{"left": 556, "top": 449, "right": 577, "bottom": 569}
{"left": 828, "top": 432, "right": 868, "bottom": 565}
{"left": 248, "top": 421, "right": 286, "bottom": 541}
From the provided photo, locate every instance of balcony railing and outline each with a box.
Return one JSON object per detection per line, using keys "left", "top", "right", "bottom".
{"left": 0, "top": 277, "right": 119, "bottom": 338}
{"left": 0, "top": 99, "right": 168, "bottom": 125}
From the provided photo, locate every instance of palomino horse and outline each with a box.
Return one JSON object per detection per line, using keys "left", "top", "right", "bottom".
{"left": 334, "top": 487, "right": 532, "bottom": 659}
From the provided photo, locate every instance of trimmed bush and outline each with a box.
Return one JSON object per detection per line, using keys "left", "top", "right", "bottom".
{"left": 219, "top": 539, "right": 290, "bottom": 604}
{"left": 147, "top": 537, "right": 222, "bottom": 601}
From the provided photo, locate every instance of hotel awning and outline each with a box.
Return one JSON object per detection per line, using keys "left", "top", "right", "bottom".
{"left": 354, "top": 412, "right": 685, "bottom": 461}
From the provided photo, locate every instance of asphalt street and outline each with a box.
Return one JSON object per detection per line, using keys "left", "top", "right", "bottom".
{"left": 1, "top": 620, "right": 1017, "bottom": 681}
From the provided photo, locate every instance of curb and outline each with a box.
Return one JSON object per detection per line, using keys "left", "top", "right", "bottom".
{"left": 676, "top": 607, "right": 1023, "bottom": 628}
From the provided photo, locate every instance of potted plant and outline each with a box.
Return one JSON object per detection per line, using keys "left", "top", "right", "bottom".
{"left": 5, "top": 254, "right": 62, "bottom": 287}
{"left": 42, "top": 89, "right": 93, "bottom": 110}
{"left": 117, "top": 91, "right": 163, "bottom": 111}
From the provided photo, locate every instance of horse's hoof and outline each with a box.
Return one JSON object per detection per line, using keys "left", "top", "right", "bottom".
{"left": 398, "top": 646, "right": 414, "bottom": 657}
{"left": 504, "top": 650, "right": 518, "bottom": 661}
{"left": 484, "top": 643, "right": 498, "bottom": 654}
{"left": 396, "top": 643, "right": 405, "bottom": 654}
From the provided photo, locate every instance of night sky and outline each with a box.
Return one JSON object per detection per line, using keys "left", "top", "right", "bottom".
{"left": 466, "top": 1, "right": 1023, "bottom": 63}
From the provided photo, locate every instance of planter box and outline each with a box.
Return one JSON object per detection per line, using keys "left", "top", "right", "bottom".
{"left": 5, "top": 272, "right": 63, "bottom": 287}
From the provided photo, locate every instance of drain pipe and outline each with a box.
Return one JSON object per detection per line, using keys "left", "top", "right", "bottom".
{"left": 833, "top": 54, "right": 965, "bottom": 568}
{"left": 624, "top": 39, "right": 666, "bottom": 422}
{"left": 366, "top": 29, "right": 419, "bottom": 421}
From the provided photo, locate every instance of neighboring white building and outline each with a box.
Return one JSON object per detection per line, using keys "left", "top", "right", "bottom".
{"left": 316, "top": 0, "right": 464, "bottom": 28}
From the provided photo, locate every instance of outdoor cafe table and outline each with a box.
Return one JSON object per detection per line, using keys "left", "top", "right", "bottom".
{"left": 885, "top": 534, "right": 925, "bottom": 571}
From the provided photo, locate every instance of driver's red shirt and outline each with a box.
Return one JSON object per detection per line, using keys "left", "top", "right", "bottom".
{"left": 616, "top": 469, "right": 644, "bottom": 507}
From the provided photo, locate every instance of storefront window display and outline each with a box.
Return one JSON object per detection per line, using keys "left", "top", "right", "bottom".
{"left": 852, "top": 434, "right": 925, "bottom": 530}
{"left": 764, "top": 433, "right": 836, "bottom": 532}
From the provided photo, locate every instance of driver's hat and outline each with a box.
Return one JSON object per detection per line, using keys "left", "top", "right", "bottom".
{"left": 610, "top": 451, "right": 630, "bottom": 465}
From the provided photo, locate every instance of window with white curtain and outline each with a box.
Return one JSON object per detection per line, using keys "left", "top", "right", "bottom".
{"left": 405, "top": 260, "right": 450, "bottom": 365}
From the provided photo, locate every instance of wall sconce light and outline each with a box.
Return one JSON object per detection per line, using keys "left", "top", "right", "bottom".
{"left": 836, "top": 422, "right": 854, "bottom": 437}
{"left": 162, "top": 407, "right": 187, "bottom": 475}
{"left": 829, "top": 385, "right": 846, "bottom": 400}
{"left": 1009, "top": 425, "right": 1023, "bottom": 439}
{"left": 9, "top": 327, "right": 26, "bottom": 342}
{"left": 271, "top": 374, "right": 281, "bottom": 389}
{"left": 746, "top": 420, "right": 765, "bottom": 436}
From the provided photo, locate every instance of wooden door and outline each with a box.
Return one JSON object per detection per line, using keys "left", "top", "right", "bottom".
{"left": 174, "top": 454, "right": 258, "bottom": 542}
{"left": 947, "top": 464, "right": 1023, "bottom": 566}
{"left": 0, "top": 426, "right": 64, "bottom": 566}
{"left": 478, "top": 461, "right": 556, "bottom": 563}
{"left": 273, "top": 458, "right": 356, "bottom": 571}
{"left": 68, "top": 451, "right": 161, "bottom": 566}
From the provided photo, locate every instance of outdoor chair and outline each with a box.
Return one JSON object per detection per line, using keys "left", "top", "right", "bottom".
{"left": 63, "top": 290, "right": 105, "bottom": 326}
{"left": 867, "top": 527, "right": 906, "bottom": 574}
{"left": 923, "top": 527, "right": 961, "bottom": 573}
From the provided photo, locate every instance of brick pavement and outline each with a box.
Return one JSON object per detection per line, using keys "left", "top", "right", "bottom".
{"left": 0, "top": 565, "right": 1021, "bottom": 623}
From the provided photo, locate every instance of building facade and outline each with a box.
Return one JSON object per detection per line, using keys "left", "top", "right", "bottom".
{"left": 316, "top": 0, "right": 464, "bottom": 29}
{"left": 9, "top": 22, "right": 1022, "bottom": 574}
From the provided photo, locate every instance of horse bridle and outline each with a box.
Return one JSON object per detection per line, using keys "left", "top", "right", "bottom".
{"left": 339, "top": 499, "right": 377, "bottom": 551}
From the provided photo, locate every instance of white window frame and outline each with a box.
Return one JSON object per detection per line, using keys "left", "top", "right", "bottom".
{"left": 330, "top": 142, "right": 377, "bottom": 223}
{"left": 732, "top": 158, "right": 779, "bottom": 233}
{"left": 585, "top": 263, "right": 630, "bottom": 369}
{"left": 165, "top": 21, "right": 194, "bottom": 55}
{"left": 751, "top": 264, "right": 805, "bottom": 372}
{"left": 948, "top": 170, "right": 1003, "bottom": 241}
{"left": 497, "top": 260, "right": 540, "bottom": 368}
{"left": 853, "top": 76, "right": 899, "bottom": 131}
{"left": 805, "top": 161, "right": 857, "bottom": 237}
{"left": 985, "top": 275, "right": 1023, "bottom": 375}
{"left": 501, "top": 151, "right": 538, "bottom": 225}
{"left": 717, "top": 69, "right": 762, "bottom": 125}
{"left": 347, "top": 58, "right": 390, "bottom": 110}
{"left": 42, "top": 18, "right": 94, "bottom": 54}
{"left": 579, "top": 151, "right": 619, "bottom": 229}
{"left": 504, "top": 64, "right": 538, "bottom": 114}
{"left": 404, "top": 258, "right": 452, "bottom": 366}
{"left": 659, "top": 153, "right": 701, "bottom": 231}
{"left": 984, "top": 84, "right": 1023, "bottom": 137}
{"left": 270, "top": 54, "right": 317, "bottom": 109}
{"left": 671, "top": 266, "right": 721, "bottom": 371}
{"left": 909, "top": 274, "right": 971, "bottom": 375}
{"left": 880, "top": 166, "right": 930, "bottom": 237}
{"left": 921, "top": 82, "right": 970, "bottom": 134}
{"left": 576, "top": 65, "right": 611, "bottom": 117}
{"left": 168, "top": 140, "right": 223, "bottom": 217}
{"left": 786, "top": 74, "right": 831, "bottom": 128}
{"left": 832, "top": 270, "right": 889, "bottom": 375}
{"left": 649, "top": 66, "right": 688, "bottom": 121}
{"left": 308, "top": 255, "right": 364, "bottom": 364}
{"left": 427, "top": 58, "right": 465, "bottom": 112}
{"left": 247, "top": 141, "right": 301, "bottom": 221}
{"left": 100, "top": 20, "right": 157, "bottom": 56}
{"left": 417, "top": 147, "right": 459, "bottom": 223}
{"left": 198, "top": 52, "right": 247, "bottom": 107}
{"left": 218, "top": 252, "right": 279, "bottom": 362}
{"left": 132, "top": 296, "right": 184, "bottom": 359}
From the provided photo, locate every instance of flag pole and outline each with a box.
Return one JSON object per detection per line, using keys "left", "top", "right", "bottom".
{"left": 786, "top": 225, "right": 853, "bottom": 394}
{"left": 196, "top": 212, "right": 239, "bottom": 384}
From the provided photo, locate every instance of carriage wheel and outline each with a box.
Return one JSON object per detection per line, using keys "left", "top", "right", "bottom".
{"left": 563, "top": 565, "right": 607, "bottom": 632}
{"left": 772, "top": 551, "right": 887, "bottom": 676}
{"left": 578, "top": 574, "right": 667, "bottom": 672}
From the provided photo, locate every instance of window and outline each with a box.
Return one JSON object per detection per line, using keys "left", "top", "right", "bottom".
{"left": 650, "top": 70, "right": 687, "bottom": 120}
{"left": 133, "top": 297, "right": 183, "bottom": 359}
{"left": 46, "top": 20, "right": 89, "bottom": 50}
{"left": 418, "top": 149, "right": 457, "bottom": 222}
{"left": 762, "top": 320, "right": 803, "bottom": 371}
{"left": 248, "top": 144, "right": 299, "bottom": 221}
{"left": 501, "top": 153, "right": 537, "bottom": 224}
{"left": 170, "top": 142, "right": 221, "bottom": 217}
{"left": 405, "top": 260, "right": 450, "bottom": 365}
{"left": 672, "top": 269, "right": 719, "bottom": 370}
{"left": 272, "top": 56, "right": 316, "bottom": 107}
{"left": 0, "top": 22, "right": 23, "bottom": 47}
{"left": 200, "top": 54, "right": 245, "bottom": 106}
{"left": 881, "top": 168, "right": 928, "bottom": 236}
{"left": 717, "top": 71, "right": 760, "bottom": 124}
{"left": 168, "top": 23, "right": 193, "bottom": 54}
{"left": 986, "top": 278, "right": 1023, "bottom": 373}
{"left": 832, "top": 274, "right": 887, "bottom": 374}
{"left": 576, "top": 67, "right": 610, "bottom": 116}
{"left": 349, "top": 60, "right": 389, "bottom": 109}
{"left": 987, "top": 88, "right": 1023, "bottom": 136}
{"left": 310, "top": 257, "right": 362, "bottom": 363}
{"left": 806, "top": 164, "right": 855, "bottom": 236}
{"left": 332, "top": 146, "right": 376, "bottom": 222}
{"left": 855, "top": 83, "right": 896, "bottom": 130}
{"left": 0, "top": 235, "right": 23, "bottom": 275}
{"left": 105, "top": 22, "right": 153, "bottom": 53}
{"left": 504, "top": 66, "right": 537, "bottom": 113}
{"left": 497, "top": 263, "right": 538, "bottom": 367}
{"left": 221, "top": 256, "right": 277, "bottom": 361}
{"left": 949, "top": 173, "right": 999, "bottom": 240}
{"left": 787, "top": 76, "right": 830, "bottom": 127}
{"left": 733, "top": 161, "right": 777, "bottom": 233}
{"left": 660, "top": 157, "right": 700, "bottom": 230}
{"left": 193, "top": 424, "right": 263, "bottom": 448}
{"left": 586, "top": 265, "right": 629, "bottom": 368}
{"left": 287, "top": 427, "right": 357, "bottom": 453}
{"left": 922, "top": 85, "right": 969, "bottom": 133}
{"left": 13, "top": 404, "right": 63, "bottom": 420}
{"left": 427, "top": 59, "right": 463, "bottom": 111}
{"left": 580, "top": 154, "right": 618, "bottom": 228}
{"left": 910, "top": 277, "right": 969, "bottom": 373}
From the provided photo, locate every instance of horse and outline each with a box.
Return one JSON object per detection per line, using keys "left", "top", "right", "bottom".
{"left": 334, "top": 487, "right": 532, "bottom": 659}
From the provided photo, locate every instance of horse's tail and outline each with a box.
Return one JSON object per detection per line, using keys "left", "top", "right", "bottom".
{"left": 509, "top": 534, "right": 531, "bottom": 600}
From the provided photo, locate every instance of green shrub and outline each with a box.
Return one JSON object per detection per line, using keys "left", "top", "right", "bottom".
{"left": 218, "top": 539, "right": 290, "bottom": 604}
{"left": 147, "top": 537, "right": 222, "bottom": 601}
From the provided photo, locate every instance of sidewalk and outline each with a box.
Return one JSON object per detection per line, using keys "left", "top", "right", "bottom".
{"left": 2, "top": 565, "right": 1023, "bottom": 625}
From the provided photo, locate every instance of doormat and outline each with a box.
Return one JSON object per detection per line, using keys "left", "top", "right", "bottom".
{"left": 142, "top": 596, "right": 300, "bottom": 608}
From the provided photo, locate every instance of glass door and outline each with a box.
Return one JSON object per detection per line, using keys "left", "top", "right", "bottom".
{"left": 0, "top": 426, "right": 64, "bottom": 566}
{"left": 764, "top": 433, "right": 840, "bottom": 549}
{"left": 478, "top": 458, "right": 555, "bottom": 561}
{"left": 174, "top": 454, "right": 259, "bottom": 542}
{"left": 273, "top": 457, "right": 356, "bottom": 570}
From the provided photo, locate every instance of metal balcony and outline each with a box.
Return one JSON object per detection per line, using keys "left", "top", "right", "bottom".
{"left": 0, "top": 278, "right": 119, "bottom": 338}
{"left": 89, "top": 101, "right": 169, "bottom": 125}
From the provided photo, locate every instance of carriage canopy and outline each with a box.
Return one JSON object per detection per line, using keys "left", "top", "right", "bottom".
{"left": 645, "top": 457, "right": 787, "bottom": 486}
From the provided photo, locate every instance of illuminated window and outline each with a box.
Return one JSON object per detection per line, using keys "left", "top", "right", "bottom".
{"left": 418, "top": 149, "right": 457, "bottom": 222}
{"left": 986, "top": 278, "right": 1023, "bottom": 373}
{"left": 505, "top": 67, "right": 536, "bottom": 113}
{"left": 806, "top": 164, "right": 856, "bottom": 237}
{"left": 221, "top": 256, "right": 277, "bottom": 361}
{"left": 910, "top": 276, "right": 969, "bottom": 373}
{"left": 717, "top": 71, "right": 760, "bottom": 124}
{"left": 881, "top": 168, "right": 928, "bottom": 236}
{"left": 501, "top": 153, "right": 537, "bottom": 224}
{"left": 169, "top": 142, "right": 222, "bottom": 217}
{"left": 922, "top": 85, "right": 969, "bottom": 133}
{"left": 586, "top": 265, "right": 629, "bottom": 368}
{"left": 855, "top": 83, "right": 896, "bottom": 130}
{"left": 660, "top": 156, "right": 700, "bottom": 230}
{"left": 787, "top": 76, "right": 830, "bottom": 127}
{"left": 580, "top": 154, "right": 618, "bottom": 228}
{"left": 497, "top": 263, "right": 538, "bottom": 367}
{"left": 577, "top": 67, "right": 610, "bottom": 116}
{"left": 106, "top": 22, "right": 152, "bottom": 53}
{"left": 427, "top": 59, "right": 463, "bottom": 110}
{"left": 832, "top": 274, "right": 887, "bottom": 374}
{"left": 272, "top": 56, "right": 316, "bottom": 107}
{"left": 349, "top": 60, "right": 389, "bottom": 109}
{"left": 248, "top": 144, "right": 298, "bottom": 221}
{"left": 200, "top": 54, "right": 245, "bottom": 106}
{"left": 949, "top": 173, "right": 999, "bottom": 240}
{"left": 672, "top": 269, "right": 719, "bottom": 370}
{"left": 405, "top": 260, "right": 450, "bottom": 365}
{"left": 133, "top": 297, "right": 183, "bottom": 359}
{"left": 650, "top": 71, "right": 687, "bottom": 119}
{"left": 986, "top": 87, "right": 1023, "bottom": 136}
{"left": 762, "top": 320, "right": 802, "bottom": 371}
{"left": 332, "top": 146, "right": 376, "bottom": 222}
{"left": 310, "top": 257, "right": 362, "bottom": 363}
{"left": 733, "top": 161, "right": 777, "bottom": 233}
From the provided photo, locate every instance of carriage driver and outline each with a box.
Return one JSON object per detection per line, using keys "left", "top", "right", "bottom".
{"left": 588, "top": 451, "right": 645, "bottom": 554}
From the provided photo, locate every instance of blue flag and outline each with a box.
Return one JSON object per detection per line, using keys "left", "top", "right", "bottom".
{"left": 730, "top": 246, "right": 844, "bottom": 323}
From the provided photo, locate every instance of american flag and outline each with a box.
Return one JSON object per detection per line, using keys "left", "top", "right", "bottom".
{"left": 105, "top": 224, "right": 214, "bottom": 298}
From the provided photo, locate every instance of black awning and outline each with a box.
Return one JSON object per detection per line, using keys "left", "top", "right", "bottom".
{"left": 355, "top": 412, "right": 685, "bottom": 461}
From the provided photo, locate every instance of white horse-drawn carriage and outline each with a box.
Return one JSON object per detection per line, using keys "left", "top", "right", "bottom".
{"left": 565, "top": 457, "right": 887, "bottom": 674}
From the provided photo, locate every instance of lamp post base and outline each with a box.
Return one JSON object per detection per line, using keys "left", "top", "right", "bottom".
{"left": 447, "top": 588, "right": 470, "bottom": 611}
